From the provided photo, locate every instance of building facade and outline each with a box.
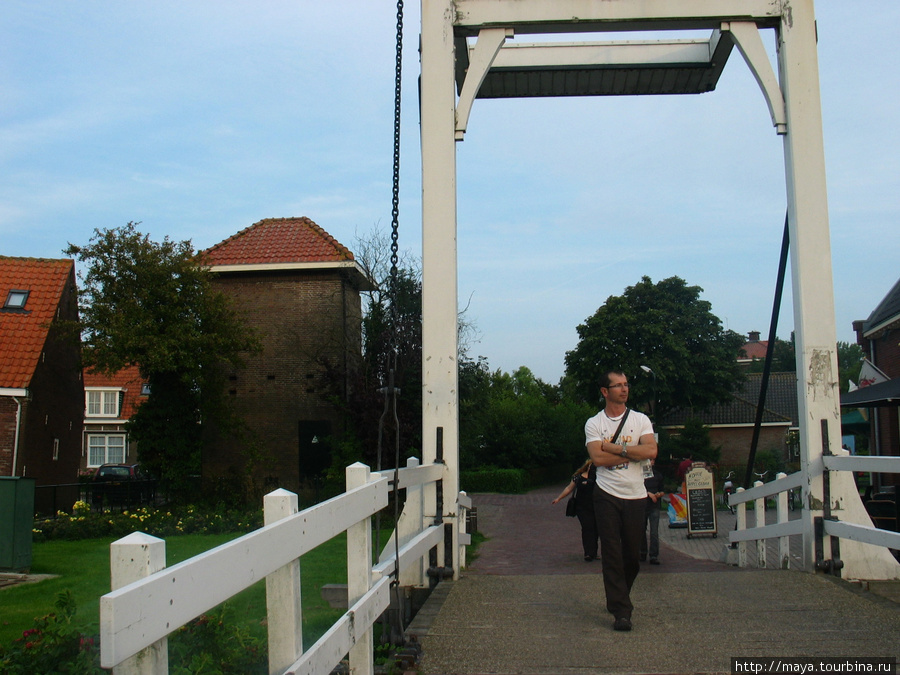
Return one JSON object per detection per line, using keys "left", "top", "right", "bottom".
{"left": 201, "top": 217, "right": 372, "bottom": 494}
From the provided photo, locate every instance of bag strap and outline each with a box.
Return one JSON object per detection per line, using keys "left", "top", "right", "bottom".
{"left": 610, "top": 408, "right": 630, "bottom": 444}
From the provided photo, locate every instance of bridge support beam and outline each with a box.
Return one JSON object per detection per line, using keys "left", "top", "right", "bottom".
{"left": 421, "top": 0, "right": 462, "bottom": 580}
{"left": 419, "top": 0, "right": 898, "bottom": 581}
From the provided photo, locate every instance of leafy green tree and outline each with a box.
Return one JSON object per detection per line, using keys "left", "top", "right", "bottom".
{"left": 564, "top": 276, "right": 745, "bottom": 417}
{"left": 837, "top": 341, "right": 864, "bottom": 392}
{"left": 65, "top": 223, "right": 258, "bottom": 498}
{"left": 459, "top": 363, "right": 593, "bottom": 471}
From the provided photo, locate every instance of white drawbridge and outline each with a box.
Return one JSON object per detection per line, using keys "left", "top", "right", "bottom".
{"left": 419, "top": 0, "right": 900, "bottom": 580}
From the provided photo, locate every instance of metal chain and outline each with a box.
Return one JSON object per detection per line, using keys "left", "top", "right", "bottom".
{"left": 389, "top": 0, "right": 403, "bottom": 291}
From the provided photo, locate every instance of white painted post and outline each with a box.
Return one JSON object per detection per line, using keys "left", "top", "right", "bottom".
{"left": 110, "top": 532, "right": 167, "bottom": 675}
{"left": 346, "top": 463, "right": 374, "bottom": 675}
{"left": 420, "top": 0, "right": 460, "bottom": 578}
{"left": 458, "top": 491, "right": 468, "bottom": 570}
{"left": 736, "top": 488, "right": 747, "bottom": 568}
{"left": 264, "top": 489, "right": 302, "bottom": 674}
{"left": 777, "top": 0, "right": 842, "bottom": 573}
{"left": 403, "top": 458, "right": 426, "bottom": 587}
{"left": 754, "top": 481, "right": 767, "bottom": 568}
{"left": 775, "top": 473, "right": 790, "bottom": 569}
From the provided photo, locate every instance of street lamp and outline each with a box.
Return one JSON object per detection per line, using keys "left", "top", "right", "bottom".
{"left": 640, "top": 365, "right": 656, "bottom": 417}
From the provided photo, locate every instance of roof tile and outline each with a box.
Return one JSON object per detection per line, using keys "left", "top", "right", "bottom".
{"left": 202, "top": 217, "right": 354, "bottom": 266}
{"left": 0, "top": 256, "right": 74, "bottom": 390}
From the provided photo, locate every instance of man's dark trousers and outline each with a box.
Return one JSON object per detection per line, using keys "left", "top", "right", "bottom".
{"left": 593, "top": 486, "right": 646, "bottom": 619}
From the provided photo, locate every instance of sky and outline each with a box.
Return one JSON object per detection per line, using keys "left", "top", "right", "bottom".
{"left": 2, "top": 2, "right": 898, "bottom": 384}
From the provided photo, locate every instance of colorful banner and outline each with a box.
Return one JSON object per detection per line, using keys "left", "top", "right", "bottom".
{"left": 667, "top": 493, "right": 688, "bottom": 528}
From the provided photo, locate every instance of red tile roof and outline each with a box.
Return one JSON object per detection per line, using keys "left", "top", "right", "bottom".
{"left": 202, "top": 217, "right": 355, "bottom": 267}
{"left": 83, "top": 364, "right": 146, "bottom": 420}
{"left": 739, "top": 340, "right": 769, "bottom": 361}
{"left": 0, "top": 256, "right": 75, "bottom": 390}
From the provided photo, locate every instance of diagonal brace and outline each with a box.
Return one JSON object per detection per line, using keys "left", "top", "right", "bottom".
{"left": 455, "top": 27, "right": 513, "bottom": 140}
{"left": 724, "top": 21, "right": 787, "bottom": 135}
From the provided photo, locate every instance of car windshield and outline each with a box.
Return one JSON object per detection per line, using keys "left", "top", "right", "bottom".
{"left": 99, "top": 467, "right": 130, "bottom": 478}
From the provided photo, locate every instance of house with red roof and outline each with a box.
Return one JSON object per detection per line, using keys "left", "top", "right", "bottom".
{"left": 201, "top": 217, "right": 374, "bottom": 494}
{"left": 81, "top": 364, "right": 147, "bottom": 471}
{"left": 738, "top": 330, "right": 769, "bottom": 366}
{"left": 850, "top": 277, "right": 900, "bottom": 485}
{"left": 0, "top": 256, "right": 83, "bottom": 512}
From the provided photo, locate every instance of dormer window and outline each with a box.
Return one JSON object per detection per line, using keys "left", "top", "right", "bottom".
{"left": 4, "top": 289, "right": 29, "bottom": 309}
{"left": 86, "top": 389, "right": 120, "bottom": 418}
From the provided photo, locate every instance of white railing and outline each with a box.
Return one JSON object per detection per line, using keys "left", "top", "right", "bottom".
{"left": 100, "top": 457, "right": 470, "bottom": 675}
{"left": 727, "top": 471, "right": 805, "bottom": 569}
{"left": 729, "top": 459, "right": 900, "bottom": 571}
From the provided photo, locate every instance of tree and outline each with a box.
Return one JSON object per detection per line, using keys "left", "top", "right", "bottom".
{"left": 318, "top": 228, "right": 423, "bottom": 473}
{"left": 563, "top": 276, "right": 745, "bottom": 417}
{"left": 459, "top": 362, "right": 594, "bottom": 471}
{"left": 65, "top": 223, "right": 259, "bottom": 498}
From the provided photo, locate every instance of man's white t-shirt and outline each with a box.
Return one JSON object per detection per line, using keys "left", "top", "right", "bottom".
{"left": 584, "top": 408, "right": 654, "bottom": 500}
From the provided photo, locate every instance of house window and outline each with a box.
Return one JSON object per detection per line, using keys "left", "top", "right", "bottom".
{"left": 3, "top": 289, "right": 29, "bottom": 309}
{"left": 86, "top": 390, "right": 120, "bottom": 417}
{"left": 87, "top": 434, "right": 126, "bottom": 467}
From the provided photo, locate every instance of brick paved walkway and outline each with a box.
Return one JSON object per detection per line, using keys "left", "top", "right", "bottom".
{"left": 411, "top": 486, "right": 900, "bottom": 675}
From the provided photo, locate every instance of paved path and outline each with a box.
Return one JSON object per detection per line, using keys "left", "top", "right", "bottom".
{"left": 411, "top": 486, "right": 900, "bottom": 675}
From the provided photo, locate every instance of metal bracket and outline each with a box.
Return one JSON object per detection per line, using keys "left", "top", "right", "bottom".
{"left": 455, "top": 27, "right": 513, "bottom": 140}
{"left": 723, "top": 21, "right": 787, "bottom": 135}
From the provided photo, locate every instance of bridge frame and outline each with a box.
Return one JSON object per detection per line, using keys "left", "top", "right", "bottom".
{"left": 420, "top": 0, "right": 899, "bottom": 579}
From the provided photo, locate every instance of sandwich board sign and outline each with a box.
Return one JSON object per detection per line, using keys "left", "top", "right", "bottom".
{"left": 685, "top": 463, "right": 717, "bottom": 538}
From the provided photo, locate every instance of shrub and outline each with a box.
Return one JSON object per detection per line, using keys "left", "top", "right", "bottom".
{"left": 460, "top": 468, "right": 527, "bottom": 493}
{"left": 33, "top": 500, "right": 263, "bottom": 542}
{"left": 169, "top": 606, "right": 267, "bottom": 674}
{"left": 0, "top": 591, "right": 103, "bottom": 675}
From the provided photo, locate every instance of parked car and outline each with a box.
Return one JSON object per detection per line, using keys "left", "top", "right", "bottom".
{"left": 90, "top": 463, "right": 155, "bottom": 507}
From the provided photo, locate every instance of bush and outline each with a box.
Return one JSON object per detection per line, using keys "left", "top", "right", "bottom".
{"left": 0, "top": 591, "right": 268, "bottom": 674}
{"left": 169, "top": 606, "right": 267, "bottom": 674}
{"left": 460, "top": 468, "right": 528, "bottom": 494}
{"left": 33, "top": 500, "right": 262, "bottom": 542}
{"left": 0, "top": 591, "right": 102, "bottom": 675}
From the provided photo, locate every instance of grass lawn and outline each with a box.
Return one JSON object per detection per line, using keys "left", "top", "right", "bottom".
{"left": 0, "top": 531, "right": 349, "bottom": 649}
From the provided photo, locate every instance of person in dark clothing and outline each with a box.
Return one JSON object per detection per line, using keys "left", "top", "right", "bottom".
{"left": 641, "top": 459, "right": 664, "bottom": 565}
{"left": 552, "top": 459, "right": 599, "bottom": 561}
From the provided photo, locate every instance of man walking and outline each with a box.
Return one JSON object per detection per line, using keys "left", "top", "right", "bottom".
{"left": 585, "top": 370, "right": 657, "bottom": 631}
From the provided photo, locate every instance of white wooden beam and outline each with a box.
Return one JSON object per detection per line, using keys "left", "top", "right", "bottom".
{"left": 453, "top": 0, "right": 781, "bottom": 33}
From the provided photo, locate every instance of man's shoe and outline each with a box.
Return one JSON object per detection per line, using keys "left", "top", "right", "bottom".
{"left": 613, "top": 617, "right": 632, "bottom": 632}
{"left": 649, "top": 558, "right": 660, "bottom": 565}
{"left": 584, "top": 555, "right": 594, "bottom": 562}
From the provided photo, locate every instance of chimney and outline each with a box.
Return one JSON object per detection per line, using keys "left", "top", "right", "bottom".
{"left": 748, "top": 330, "right": 761, "bottom": 342}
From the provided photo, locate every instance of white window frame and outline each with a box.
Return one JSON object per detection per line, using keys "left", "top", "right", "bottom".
{"left": 87, "top": 433, "right": 127, "bottom": 467}
{"left": 86, "top": 388, "right": 121, "bottom": 418}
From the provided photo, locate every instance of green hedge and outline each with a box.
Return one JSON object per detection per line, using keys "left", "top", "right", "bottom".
{"left": 460, "top": 468, "right": 528, "bottom": 494}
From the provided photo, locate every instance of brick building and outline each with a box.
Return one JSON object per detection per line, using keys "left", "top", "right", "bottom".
{"left": 0, "top": 257, "right": 83, "bottom": 512}
{"left": 201, "top": 217, "right": 373, "bottom": 494}
{"left": 850, "top": 277, "right": 900, "bottom": 486}
{"left": 81, "top": 364, "right": 147, "bottom": 471}
{"left": 658, "top": 371, "right": 798, "bottom": 471}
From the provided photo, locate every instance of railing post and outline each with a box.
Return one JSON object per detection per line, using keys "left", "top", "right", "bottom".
{"left": 346, "top": 462, "right": 374, "bottom": 675}
{"left": 775, "top": 472, "right": 791, "bottom": 569}
{"left": 110, "top": 532, "right": 167, "bottom": 675}
{"left": 404, "top": 457, "right": 426, "bottom": 587}
{"left": 754, "top": 480, "right": 767, "bottom": 568}
{"left": 264, "top": 489, "right": 302, "bottom": 674}
{"left": 736, "top": 488, "right": 747, "bottom": 568}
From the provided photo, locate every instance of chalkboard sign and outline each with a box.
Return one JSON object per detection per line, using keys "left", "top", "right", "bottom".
{"left": 685, "top": 464, "right": 717, "bottom": 538}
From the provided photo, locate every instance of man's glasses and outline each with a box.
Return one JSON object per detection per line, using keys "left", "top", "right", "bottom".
{"left": 607, "top": 382, "right": 630, "bottom": 390}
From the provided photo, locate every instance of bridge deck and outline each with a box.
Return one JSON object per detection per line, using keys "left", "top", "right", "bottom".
{"left": 412, "top": 486, "right": 900, "bottom": 675}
